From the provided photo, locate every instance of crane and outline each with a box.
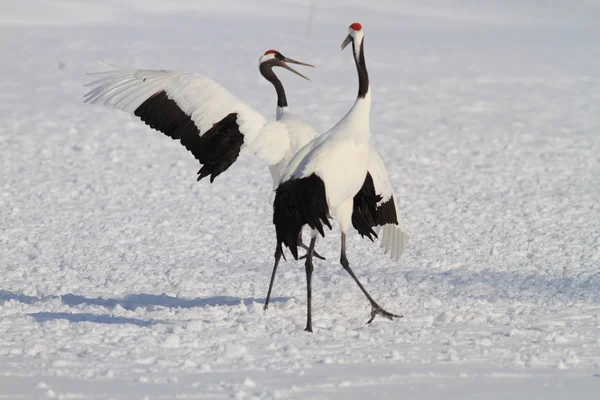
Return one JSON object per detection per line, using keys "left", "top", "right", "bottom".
{"left": 83, "top": 41, "right": 409, "bottom": 325}
{"left": 83, "top": 51, "right": 321, "bottom": 258}
{"left": 273, "top": 23, "right": 405, "bottom": 332}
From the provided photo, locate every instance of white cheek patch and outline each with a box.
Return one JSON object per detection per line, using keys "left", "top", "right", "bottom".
{"left": 258, "top": 53, "right": 277, "bottom": 67}
{"left": 351, "top": 31, "right": 364, "bottom": 60}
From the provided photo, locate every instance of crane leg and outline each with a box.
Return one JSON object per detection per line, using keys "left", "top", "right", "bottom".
{"left": 304, "top": 236, "right": 317, "bottom": 332}
{"left": 298, "top": 232, "right": 326, "bottom": 260}
{"left": 263, "top": 247, "right": 283, "bottom": 311}
{"left": 339, "top": 233, "right": 402, "bottom": 324}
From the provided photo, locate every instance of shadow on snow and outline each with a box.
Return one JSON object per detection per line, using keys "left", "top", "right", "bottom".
{"left": 0, "top": 290, "right": 289, "bottom": 311}
{"left": 27, "top": 312, "right": 159, "bottom": 327}
{"left": 1, "top": 290, "right": 290, "bottom": 326}
{"left": 3, "top": 265, "right": 600, "bottom": 311}
{"left": 60, "top": 293, "right": 290, "bottom": 310}
{"left": 0, "top": 290, "right": 290, "bottom": 311}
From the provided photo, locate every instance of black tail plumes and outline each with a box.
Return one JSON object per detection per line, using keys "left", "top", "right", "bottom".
{"left": 273, "top": 174, "right": 332, "bottom": 259}
{"left": 351, "top": 173, "right": 382, "bottom": 241}
{"left": 134, "top": 91, "right": 244, "bottom": 183}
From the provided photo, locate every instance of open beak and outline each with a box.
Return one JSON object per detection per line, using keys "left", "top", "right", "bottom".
{"left": 341, "top": 34, "right": 352, "bottom": 50}
{"left": 279, "top": 57, "right": 315, "bottom": 81}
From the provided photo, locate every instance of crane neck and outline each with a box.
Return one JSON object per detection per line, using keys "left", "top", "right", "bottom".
{"left": 259, "top": 63, "right": 288, "bottom": 109}
{"left": 332, "top": 36, "right": 370, "bottom": 145}
{"left": 353, "top": 38, "right": 369, "bottom": 99}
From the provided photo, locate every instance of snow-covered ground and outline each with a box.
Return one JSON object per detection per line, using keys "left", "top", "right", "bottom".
{"left": 1, "top": 1, "right": 600, "bottom": 398}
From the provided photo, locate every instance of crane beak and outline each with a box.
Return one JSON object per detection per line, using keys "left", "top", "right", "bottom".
{"left": 341, "top": 35, "right": 352, "bottom": 50}
{"left": 279, "top": 57, "right": 315, "bottom": 81}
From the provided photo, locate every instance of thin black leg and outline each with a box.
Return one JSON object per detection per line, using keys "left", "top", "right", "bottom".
{"left": 264, "top": 247, "right": 282, "bottom": 311}
{"left": 304, "top": 236, "right": 317, "bottom": 332}
{"left": 339, "top": 233, "right": 402, "bottom": 324}
{"left": 298, "top": 232, "right": 326, "bottom": 260}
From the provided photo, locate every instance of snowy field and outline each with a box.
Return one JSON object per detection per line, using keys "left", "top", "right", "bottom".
{"left": 1, "top": 0, "right": 600, "bottom": 398}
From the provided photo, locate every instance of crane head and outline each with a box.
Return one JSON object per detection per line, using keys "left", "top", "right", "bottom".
{"left": 341, "top": 22, "right": 364, "bottom": 51}
{"left": 259, "top": 50, "right": 314, "bottom": 81}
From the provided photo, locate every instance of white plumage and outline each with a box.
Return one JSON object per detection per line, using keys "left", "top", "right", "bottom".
{"left": 281, "top": 93, "right": 371, "bottom": 219}
{"left": 277, "top": 26, "right": 409, "bottom": 257}
{"left": 84, "top": 63, "right": 295, "bottom": 168}
{"left": 85, "top": 53, "right": 324, "bottom": 263}
{"left": 272, "top": 22, "right": 404, "bottom": 331}
{"left": 267, "top": 108, "right": 317, "bottom": 192}
{"left": 84, "top": 25, "right": 408, "bottom": 332}
{"left": 84, "top": 55, "right": 409, "bottom": 261}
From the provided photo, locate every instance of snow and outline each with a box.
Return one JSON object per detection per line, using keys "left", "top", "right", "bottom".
{"left": 1, "top": 0, "right": 600, "bottom": 398}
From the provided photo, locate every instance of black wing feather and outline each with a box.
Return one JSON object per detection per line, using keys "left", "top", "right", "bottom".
{"left": 273, "top": 174, "right": 332, "bottom": 259}
{"left": 134, "top": 90, "right": 244, "bottom": 183}
{"left": 352, "top": 173, "right": 398, "bottom": 241}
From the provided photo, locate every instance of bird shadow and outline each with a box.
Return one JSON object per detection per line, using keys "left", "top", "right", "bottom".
{"left": 28, "top": 312, "right": 158, "bottom": 327}
{"left": 0, "top": 290, "right": 41, "bottom": 304}
{"left": 60, "top": 293, "right": 290, "bottom": 311}
{"left": 1, "top": 290, "right": 289, "bottom": 327}
{"left": 0, "top": 289, "right": 289, "bottom": 311}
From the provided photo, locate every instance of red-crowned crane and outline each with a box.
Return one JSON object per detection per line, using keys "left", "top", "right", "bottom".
{"left": 83, "top": 42, "right": 409, "bottom": 323}
{"left": 83, "top": 51, "right": 322, "bottom": 257}
{"left": 273, "top": 23, "right": 404, "bottom": 332}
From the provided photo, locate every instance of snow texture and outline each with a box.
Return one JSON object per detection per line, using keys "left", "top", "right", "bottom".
{"left": 1, "top": 0, "right": 600, "bottom": 398}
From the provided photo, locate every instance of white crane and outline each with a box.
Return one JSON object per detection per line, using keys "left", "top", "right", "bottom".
{"left": 83, "top": 41, "right": 409, "bottom": 323}
{"left": 262, "top": 73, "right": 410, "bottom": 310}
{"left": 273, "top": 23, "right": 405, "bottom": 332}
{"left": 83, "top": 50, "right": 322, "bottom": 257}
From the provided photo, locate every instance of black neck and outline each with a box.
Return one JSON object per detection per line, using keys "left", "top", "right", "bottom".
{"left": 352, "top": 39, "right": 369, "bottom": 98}
{"left": 260, "top": 62, "right": 287, "bottom": 108}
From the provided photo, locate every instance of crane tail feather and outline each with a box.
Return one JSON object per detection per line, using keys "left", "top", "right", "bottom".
{"left": 273, "top": 174, "right": 331, "bottom": 260}
{"left": 351, "top": 173, "right": 382, "bottom": 241}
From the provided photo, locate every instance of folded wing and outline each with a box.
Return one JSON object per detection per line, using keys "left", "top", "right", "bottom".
{"left": 352, "top": 148, "right": 410, "bottom": 261}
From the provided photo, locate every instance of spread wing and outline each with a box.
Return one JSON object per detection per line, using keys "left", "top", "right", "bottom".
{"left": 84, "top": 63, "right": 291, "bottom": 182}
